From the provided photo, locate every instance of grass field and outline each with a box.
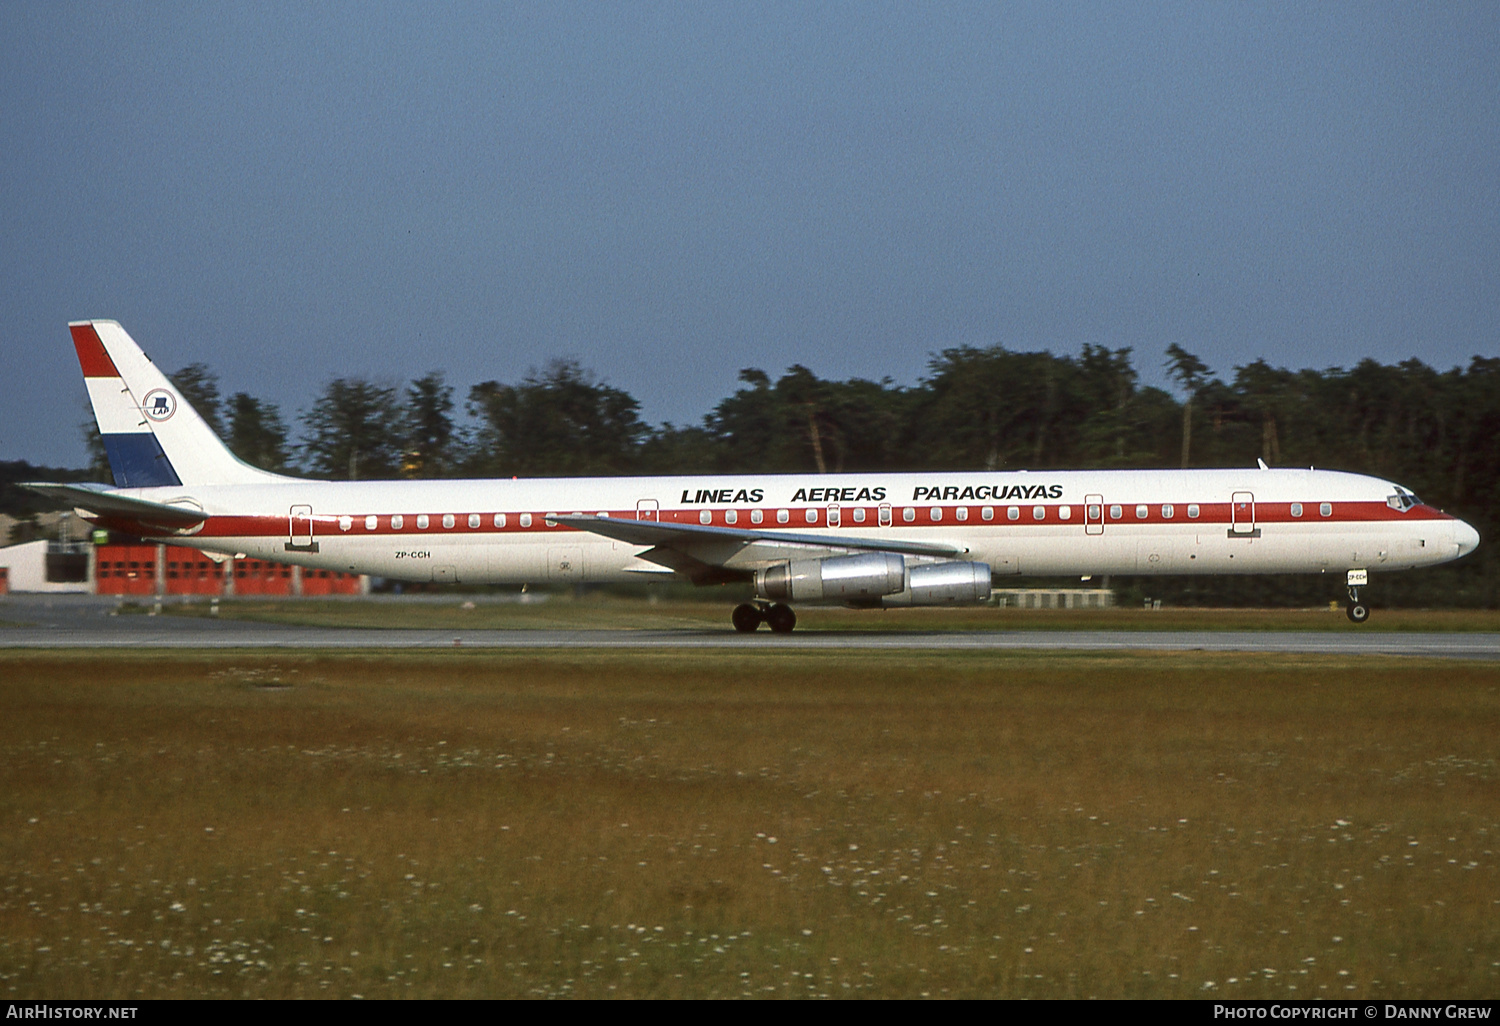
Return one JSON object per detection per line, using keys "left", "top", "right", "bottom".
{"left": 150, "top": 594, "right": 1500, "bottom": 633}
{"left": 1, "top": 649, "right": 1497, "bottom": 999}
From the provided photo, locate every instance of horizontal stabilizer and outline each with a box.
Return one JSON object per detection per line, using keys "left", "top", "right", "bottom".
{"left": 21, "top": 482, "right": 209, "bottom": 528}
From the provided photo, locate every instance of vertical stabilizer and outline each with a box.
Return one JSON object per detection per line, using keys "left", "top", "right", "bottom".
{"left": 73, "top": 320, "right": 291, "bottom": 487}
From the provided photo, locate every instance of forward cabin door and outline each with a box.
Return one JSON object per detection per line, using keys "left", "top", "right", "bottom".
{"left": 636, "top": 499, "right": 659, "bottom": 522}
{"left": 1084, "top": 494, "right": 1105, "bottom": 536}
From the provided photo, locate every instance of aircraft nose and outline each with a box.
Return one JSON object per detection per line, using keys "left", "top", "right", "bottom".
{"left": 1453, "top": 519, "right": 1480, "bottom": 558}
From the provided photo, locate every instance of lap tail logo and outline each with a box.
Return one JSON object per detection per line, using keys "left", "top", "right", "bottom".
{"left": 142, "top": 389, "right": 177, "bottom": 422}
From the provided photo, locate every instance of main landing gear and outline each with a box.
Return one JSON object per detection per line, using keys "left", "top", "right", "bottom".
{"left": 1345, "top": 568, "right": 1370, "bottom": 624}
{"left": 732, "top": 601, "right": 797, "bottom": 634}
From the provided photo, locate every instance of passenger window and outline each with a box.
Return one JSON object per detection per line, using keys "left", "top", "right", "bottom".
{"left": 1187, "top": 505, "right": 1199, "bottom": 519}
{"left": 806, "top": 508, "right": 818, "bottom": 524}
{"left": 494, "top": 513, "right": 506, "bottom": 528}
{"left": 1320, "top": 502, "right": 1332, "bottom": 517}
{"left": 982, "top": 507, "right": 994, "bottom": 521}
{"left": 751, "top": 509, "right": 764, "bottom": 525}
{"left": 1007, "top": 507, "right": 1019, "bottom": 521}
{"left": 1290, "top": 503, "right": 1302, "bottom": 518}
{"left": 365, "top": 515, "right": 378, "bottom": 531}
{"left": 339, "top": 516, "right": 352, "bottom": 532}
{"left": 726, "top": 509, "right": 738, "bottom": 525}
{"left": 519, "top": 513, "right": 532, "bottom": 528}
{"left": 1058, "top": 505, "right": 1071, "bottom": 520}
{"left": 852, "top": 507, "right": 866, "bottom": 524}
{"left": 442, "top": 514, "right": 456, "bottom": 529}
{"left": 902, "top": 507, "right": 916, "bottom": 522}
{"left": 777, "top": 509, "right": 789, "bottom": 524}
{"left": 1161, "top": 504, "right": 1173, "bottom": 519}
{"left": 417, "top": 514, "right": 429, "bottom": 530}
{"left": 1110, "top": 505, "right": 1122, "bottom": 520}
{"left": 468, "top": 513, "right": 480, "bottom": 529}
{"left": 955, "top": 506, "right": 968, "bottom": 522}
{"left": 392, "top": 514, "right": 404, "bottom": 530}
{"left": 699, "top": 509, "right": 712, "bottom": 525}
{"left": 930, "top": 507, "right": 942, "bottom": 522}
{"left": 1136, "top": 504, "right": 1148, "bottom": 519}
{"left": 1032, "top": 506, "right": 1045, "bottom": 520}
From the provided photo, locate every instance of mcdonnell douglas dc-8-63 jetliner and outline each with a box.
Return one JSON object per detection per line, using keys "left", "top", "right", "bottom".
{"left": 26, "top": 321, "right": 1480, "bottom": 630}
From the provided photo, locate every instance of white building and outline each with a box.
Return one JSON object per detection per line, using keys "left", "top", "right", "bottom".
{"left": 0, "top": 539, "right": 93, "bottom": 594}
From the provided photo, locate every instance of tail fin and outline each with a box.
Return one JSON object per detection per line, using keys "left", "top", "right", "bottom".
{"left": 73, "top": 320, "right": 291, "bottom": 487}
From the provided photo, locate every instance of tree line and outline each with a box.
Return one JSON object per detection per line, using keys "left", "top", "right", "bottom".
{"left": 73, "top": 344, "right": 1497, "bottom": 607}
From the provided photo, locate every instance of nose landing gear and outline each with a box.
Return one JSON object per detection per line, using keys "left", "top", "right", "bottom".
{"left": 731, "top": 601, "right": 797, "bottom": 633}
{"left": 1345, "top": 568, "right": 1370, "bottom": 624}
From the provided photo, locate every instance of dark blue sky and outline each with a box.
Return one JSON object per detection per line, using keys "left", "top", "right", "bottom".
{"left": 4, "top": 2, "right": 1497, "bottom": 468}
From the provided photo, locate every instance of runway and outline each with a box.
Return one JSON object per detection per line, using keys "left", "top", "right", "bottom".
{"left": 4, "top": 595, "right": 1499, "bottom": 658}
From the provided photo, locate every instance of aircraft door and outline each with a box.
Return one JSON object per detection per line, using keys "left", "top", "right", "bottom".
{"left": 636, "top": 499, "right": 659, "bottom": 522}
{"left": 1231, "top": 492, "right": 1257, "bottom": 536}
{"left": 1084, "top": 494, "right": 1104, "bottom": 536}
{"left": 287, "top": 505, "right": 319, "bottom": 552}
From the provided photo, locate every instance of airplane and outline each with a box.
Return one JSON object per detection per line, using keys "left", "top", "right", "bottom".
{"left": 25, "top": 320, "right": 1480, "bottom": 630}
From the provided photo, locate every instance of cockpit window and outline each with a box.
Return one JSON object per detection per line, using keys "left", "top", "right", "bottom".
{"left": 1386, "top": 489, "right": 1419, "bottom": 512}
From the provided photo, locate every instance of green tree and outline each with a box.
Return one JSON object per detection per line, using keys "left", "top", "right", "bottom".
{"left": 402, "top": 372, "right": 458, "bottom": 478}
{"left": 80, "top": 413, "right": 112, "bottom": 483}
{"left": 1164, "top": 345, "right": 1211, "bottom": 468}
{"left": 300, "top": 379, "right": 403, "bottom": 480}
{"left": 227, "top": 393, "right": 292, "bottom": 473}
{"left": 915, "top": 346, "right": 1066, "bottom": 470}
{"left": 705, "top": 366, "right": 911, "bottom": 473}
{"left": 468, "top": 360, "right": 648, "bottom": 476}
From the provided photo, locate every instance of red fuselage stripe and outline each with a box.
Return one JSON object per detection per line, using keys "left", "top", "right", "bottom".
{"left": 188, "top": 501, "right": 1453, "bottom": 540}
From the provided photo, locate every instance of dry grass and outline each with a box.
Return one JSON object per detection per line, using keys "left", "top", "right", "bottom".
{"left": 157, "top": 596, "right": 1500, "bottom": 633}
{"left": 0, "top": 649, "right": 1496, "bottom": 999}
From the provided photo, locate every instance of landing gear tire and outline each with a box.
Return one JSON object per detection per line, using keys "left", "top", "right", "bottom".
{"left": 765, "top": 603, "right": 797, "bottom": 634}
{"left": 1346, "top": 575, "right": 1370, "bottom": 625}
{"left": 731, "top": 603, "right": 762, "bottom": 633}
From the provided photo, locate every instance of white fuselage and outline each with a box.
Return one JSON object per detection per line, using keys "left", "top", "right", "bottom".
{"left": 113, "top": 467, "right": 1478, "bottom": 590}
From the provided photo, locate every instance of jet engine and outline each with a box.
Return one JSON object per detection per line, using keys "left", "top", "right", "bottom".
{"left": 879, "top": 560, "right": 993, "bottom": 607}
{"left": 754, "top": 553, "right": 992, "bottom": 607}
{"left": 755, "top": 552, "right": 906, "bottom": 603}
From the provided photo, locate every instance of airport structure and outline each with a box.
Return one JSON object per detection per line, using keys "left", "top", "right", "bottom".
{"left": 0, "top": 513, "right": 365, "bottom": 597}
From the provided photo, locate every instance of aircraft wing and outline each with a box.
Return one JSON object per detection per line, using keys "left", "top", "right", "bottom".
{"left": 21, "top": 482, "right": 208, "bottom": 529}
{"left": 552, "top": 514, "right": 965, "bottom": 584}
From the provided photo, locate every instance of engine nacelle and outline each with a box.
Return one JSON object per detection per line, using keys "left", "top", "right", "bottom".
{"left": 877, "top": 561, "right": 993, "bottom": 607}
{"left": 755, "top": 552, "right": 906, "bottom": 603}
